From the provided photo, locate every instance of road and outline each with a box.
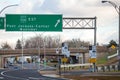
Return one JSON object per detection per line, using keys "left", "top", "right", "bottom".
{"left": 2, "top": 63, "right": 120, "bottom": 80}
{"left": 0, "top": 69, "right": 68, "bottom": 80}
{"left": 20, "top": 63, "right": 56, "bottom": 70}
{"left": 0, "top": 63, "right": 67, "bottom": 80}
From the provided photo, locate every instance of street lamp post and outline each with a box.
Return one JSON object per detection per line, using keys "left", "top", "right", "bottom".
{"left": 44, "top": 38, "right": 46, "bottom": 69}
{"left": 0, "top": 4, "right": 18, "bottom": 68}
{"left": 102, "top": 0, "right": 120, "bottom": 70}
{"left": 35, "top": 32, "right": 45, "bottom": 70}
{"left": 35, "top": 33, "right": 46, "bottom": 69}
{"left": 34, "top": 32, "right": 45, "bottom": 70}
{"left": 55, "top": 38, "right": 61, "bottom": 75}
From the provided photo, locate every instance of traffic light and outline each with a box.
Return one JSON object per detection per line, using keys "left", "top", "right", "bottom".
{"left": 62, "top": 43, "right": 64, "bottom": 47}
{"left": 89, "top": 46, "right": 92, "bottom": 50}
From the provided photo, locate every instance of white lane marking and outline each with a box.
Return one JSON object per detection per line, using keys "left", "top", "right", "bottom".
{"left": 0, "top": 77, "right": 4, "bottom": 79}
{"left": 28, "top": 77, "right": 42, "bottom": 80}
{"left": 1, "top": 70, "right": 28, "bottom": 80}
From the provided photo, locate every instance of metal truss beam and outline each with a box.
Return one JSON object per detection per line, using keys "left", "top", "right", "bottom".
{"left": 63, "top": 17, "right": 96, "bottom": 29}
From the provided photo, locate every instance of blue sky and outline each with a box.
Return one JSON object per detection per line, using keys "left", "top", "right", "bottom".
{"left": 0, "top": 0, "right": 119, "bottom": 48}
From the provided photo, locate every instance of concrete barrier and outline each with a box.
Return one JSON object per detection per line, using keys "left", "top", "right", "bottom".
{"left": 60, "top": 64, "right": 119, "bottom": 72}
{"left": 97, "top": 65, "right": 119, "bottom": 72}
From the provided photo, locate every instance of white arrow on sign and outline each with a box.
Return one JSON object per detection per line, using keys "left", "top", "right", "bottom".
{"left": 55, "top": 19, "right": 60, "bottom": 27}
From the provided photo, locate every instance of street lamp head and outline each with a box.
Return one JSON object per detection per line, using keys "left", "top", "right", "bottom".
{"left": 13, "top": 4, "right": 19, "bottom": 6}
{"left": 101, "top": 0, "right": 108, "bottom": 3}
{"left": 0, "top": 4, "right": 19, "bottom": 14}
{"left": 101, "top": 0, "right": 119, "bottom": 14}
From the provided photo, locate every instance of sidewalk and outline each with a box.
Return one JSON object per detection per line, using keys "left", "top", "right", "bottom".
{"left": 39, "top": 70, "right": 60, "bottom": 78}
{"left": 60, "top": 70, "right": 120, "bottom": 76}
{"left": 62, "top": 71, "right": 120, "bottom": 80}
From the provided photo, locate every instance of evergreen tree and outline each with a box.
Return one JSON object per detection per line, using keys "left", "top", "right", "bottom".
{"left": 15, "top": 39, "right": 22, "bottom": 49}
{"left": 107, "top": 40, "right": 117, "bottom": 48}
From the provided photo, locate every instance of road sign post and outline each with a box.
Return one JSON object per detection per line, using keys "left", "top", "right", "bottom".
{"left": 6, "top": 14, "right": 62, "bottom": 31}
{"left": 0, "top": 17, "right": 4, "bottom": 29}
{"left": 89, "top": 45, "right": 97, "bottom": 72}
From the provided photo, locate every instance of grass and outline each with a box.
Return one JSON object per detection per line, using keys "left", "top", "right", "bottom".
{"left": 96, "top": 56, "right": 107, "bottom": 65}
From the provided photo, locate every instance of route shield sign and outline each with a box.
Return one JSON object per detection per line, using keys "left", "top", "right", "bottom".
{"left": 89, "top": 45, "right": 97, "bottom": 58}
{"left": 0, "top": 17, "right": 4, "bottom": 29}
{"left": 89, "top": 58, "right": 96, "bottom": 63}
{"left": 5, "top": 14, "right": 62, "bottom": 31}
{"left": 62, "top": 57, "right": 68, "bottom": 63}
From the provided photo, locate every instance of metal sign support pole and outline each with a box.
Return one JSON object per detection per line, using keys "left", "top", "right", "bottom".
{"left": 21, "top": 31, "right": 23, "bottom": 69}
{"left": 93, "top": 17, "right": 97, "bottom": 72}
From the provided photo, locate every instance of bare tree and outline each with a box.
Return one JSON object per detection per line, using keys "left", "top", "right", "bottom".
{"left": 24, "top": 35, "right": 44, "bottom": 49}
{"left": 1, "top": 42, "right": 12, "bottom": 49}
{"left": 23, "top": 35, "right": 89, "bottom": 48}
{"left": 43, "top": 35, "right": 62, "bottom": 48}
{"left": 66, "top": 38, "right": 90, "bottom": 48}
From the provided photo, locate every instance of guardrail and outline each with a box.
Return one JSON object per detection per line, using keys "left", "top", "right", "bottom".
{"left": 108, "top": 53, "right": 118, "bottom": 59}
{"left": 61, "top": 63, "right": 92, "bottom": 68}
{"left": 108, "top": 50, "right": 118, "bottom": 59}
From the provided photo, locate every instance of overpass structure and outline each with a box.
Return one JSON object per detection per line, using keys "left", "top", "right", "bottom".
{"left": 0, "top": 48, "right": 89, "bottom": 68}
{"left": 0, "top": 48, "right": 88, "bottom": 55}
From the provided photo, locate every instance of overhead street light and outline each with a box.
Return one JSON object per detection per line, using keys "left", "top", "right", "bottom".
{"left": 102, "top": 0, "right": 120, "bottom": 70}
{"left": 0, "top": 4, "right": 18, "bottom": 14}
{"left": 101, "top": 1, "right": 108, "bottom": 3}
{"left": 102, "top": 1, "right": 119, "bottom": 13}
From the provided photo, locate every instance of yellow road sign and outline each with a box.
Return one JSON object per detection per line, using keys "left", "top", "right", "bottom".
{"left": 111, "top": 45, "right": 116, "bottom": 49}
{"left": 62, "top": 57, "right": 68, "bottom": 63}
{"left": 89, "top": 58, "right": 96, "bottom": 63}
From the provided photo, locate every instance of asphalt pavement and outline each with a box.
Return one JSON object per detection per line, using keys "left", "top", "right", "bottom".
{"left": 0, "top": 69, "right": 67, "bottom": 80}
{"left": 0, "top": 63, "right": 67, "bottom": 80}
{"left": 1, "top": 63, "right": 120, "bottom": 80}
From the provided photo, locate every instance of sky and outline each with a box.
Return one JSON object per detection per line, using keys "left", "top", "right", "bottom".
{"left": 0, "top": 0, "right": 120, "bottom": 48}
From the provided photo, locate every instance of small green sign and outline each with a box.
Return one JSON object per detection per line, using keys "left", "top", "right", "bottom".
{"left": 6, "top": 14, "right": 62, "bottom": 31}
{"left": 0, "top": 17, "right": 4, "bottom": 29}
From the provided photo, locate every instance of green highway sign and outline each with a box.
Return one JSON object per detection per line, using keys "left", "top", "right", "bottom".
{"left": 0, "top": 17, "right": 4, "bottom": 29}
{"left": 6, "top": 14, "right": 62, "bottom": 31}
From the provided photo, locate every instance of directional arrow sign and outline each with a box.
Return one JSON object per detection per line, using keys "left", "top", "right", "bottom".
{"left": 5, "top": 14, "right": 62, "bottom": 31}
{"left": 55, "top": 19, "right": 60, "bottom": 27}
{"left": 0, "top": 17, "right": 4, "bottom": 29}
